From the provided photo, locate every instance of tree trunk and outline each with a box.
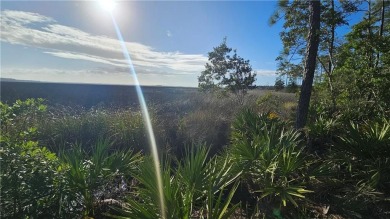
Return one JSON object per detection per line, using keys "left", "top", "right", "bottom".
{"left": 327, "top": 0, "right": 337, "bottom": 112}
{"left": 295, "top": 0, "right": 321, "bottom": 129}
{"left": 375, "top": 0, "right": 386, "bottom": 67}
{"left": 367, "top": 0, "right": 373, "bottom": 68}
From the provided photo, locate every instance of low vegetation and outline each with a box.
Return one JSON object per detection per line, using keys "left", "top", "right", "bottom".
{"left": 1, "top": 1, "right": 389, "bottom": 218}
{"left": 1, "top": 87, "right": 389, "bottom": 218}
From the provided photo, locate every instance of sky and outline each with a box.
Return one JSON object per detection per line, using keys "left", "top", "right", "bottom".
{"left": 0, "top": 1, "right": 360, "bottom": 87}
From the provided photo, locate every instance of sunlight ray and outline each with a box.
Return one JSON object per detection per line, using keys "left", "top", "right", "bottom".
{"left": 106, "top": 9, "right": 166, "bottom": 219}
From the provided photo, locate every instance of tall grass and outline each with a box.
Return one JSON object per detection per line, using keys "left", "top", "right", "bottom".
{"left": 37, "top": 90, "right": 296, "bottom": 157}
{"left": 37, "top": 106, "right": 159, "bottom": 153}
{"left": 157, "top": 91, "right": 295, "bottom": 155}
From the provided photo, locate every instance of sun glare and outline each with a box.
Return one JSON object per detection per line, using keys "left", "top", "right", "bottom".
{"left": 98, "top": 0, "right": 116, "bottom": 12}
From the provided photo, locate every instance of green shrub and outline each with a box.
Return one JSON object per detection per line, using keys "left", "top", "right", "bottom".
{"left": 59, "top": 138, "right": 142, "bottom": 217}
{"left": 115, "top": 145, "right": 240, "bottom": 219}
{"left": 274, "top": 78, "right": 285, "bottom": 91}
{"left": 0, "top": 99, "right": 64, "bottom": 218}
{"left": 324, "top": 119, "right": 390, "bottom": 217}
{"left": 306, "top": 116, "right": 339, "bottom": 153}
{"left": 228, "top": 109, "right": 313, "bottom": 216}
{"left": 0, "top": 99, "right": 143, "bottom": 218}
{"left": 1, "top": 98, "right": 46, "bottom": 140}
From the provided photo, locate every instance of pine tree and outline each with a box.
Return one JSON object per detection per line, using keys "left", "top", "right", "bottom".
{"left": 198, "top": 38, "right": 256, "bottom": 102}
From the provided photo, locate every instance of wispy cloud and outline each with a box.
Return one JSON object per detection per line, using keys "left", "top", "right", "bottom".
{"left": 1, "top": 10, "right": 207, "bottom": 77}
{"left": 1, "top": 67, "right": 198, "bottom": 87}
{"left": 166, "top": 30, "right": 172, "bottom": 37}
{"left": 254, "top": 69, "right": 277, "bottom": 77}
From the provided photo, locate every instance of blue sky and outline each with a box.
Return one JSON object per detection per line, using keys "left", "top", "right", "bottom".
{"left": 0, "top": 1, "right": 359, "bottom": 87}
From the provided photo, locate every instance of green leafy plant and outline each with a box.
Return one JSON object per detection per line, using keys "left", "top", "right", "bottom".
{"left": 59, "top": 138, "right": 142, "bottom": 217}
{"left": 325, "top": 119, "right": 390, "bottom": 217}
{"left": 228, "top": 109, "right": 313, "bottom": 216}
{"left": 306, "top": 115, "right": 339, "bottom": 153}
{"left": 0, "top": 99, "right": 64, "bottom": 218}
{"left": 114, "top": 145, "right": 240, "bottom": 219}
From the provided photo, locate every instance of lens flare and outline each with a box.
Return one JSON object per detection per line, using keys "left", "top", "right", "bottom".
{"left": 103, "top": 9, "right": 166, "bottom": 218}
{"left": 98, "top": 0, "right": 116, "bottom": 12}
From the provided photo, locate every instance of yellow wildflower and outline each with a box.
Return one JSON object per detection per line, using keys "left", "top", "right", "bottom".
{"left": 268, "top": 111, "right": 278, "bottom": 120}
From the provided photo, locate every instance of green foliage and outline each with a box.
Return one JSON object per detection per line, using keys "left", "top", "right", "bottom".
{"left": 198, "top": 38, "right": 256, "bottom": 101}
{"left": 270, "top": 0, "right": 326, "bottom": 83}
{"left": 336, "top": 120, "right": 390, "bottom": 190}
{"left": 329, "top": 12, "right": 390, "bottom": 119}
{"left": 1, "top": 140, "right": 64, "bottom": 218}
{"left": 285, "top": 78, "right": 299, "bottom": 93}
{"left": 59, "top": 139, "right": 142, "bottom": 217}
{"left": 114, "top": 145, "right": 240, "bottom": 219}
{"left": 312, "top": 0, "right": 390, "bottom": 120}
{"left": 270, "top": 0, "right": 361, "bottom": 80}
{"left": 306, "top": 115, "right": 339, "bottom": 152}
{"left": 38, "top": 107, "right": 151, "bottom": 153}
{"left": 2, "top": 2, "right": 390, "bottom": 218}
{"left": 274, "top": 77, "right": 285, "bottom": 91}
{"left": 1, "top": 98, "right": 47, "bottom": 140}
{"left": 3, "top": 82, "right": 390, "bottom": 219}
{"left": 229, "top": 110, "right": 313, "bottom": 215}
{"left": 205, "top": 181, "right": 240, "bottom": 219}
{"left": 256, "top": 92, "right": 298, "bottom": 121}
{"left": 317, "top": 119, "right": 390, "bottom": 218}
{"left": 256, "top": 92, "right": 284, "bottom": 116}
{"left": 0, "top": 99, "right": 144, "bottom": 218}
{"left": 0, "top": 99, "right": 64, "bottom": 218}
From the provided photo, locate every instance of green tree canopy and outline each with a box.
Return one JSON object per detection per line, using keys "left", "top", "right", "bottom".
{"left": 198, "top": 38, "right": 256, "bottom": 98}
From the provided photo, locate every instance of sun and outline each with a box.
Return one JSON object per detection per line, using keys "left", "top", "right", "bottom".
{"left": 98, "top": 0, "right": 116, "bottom": 13}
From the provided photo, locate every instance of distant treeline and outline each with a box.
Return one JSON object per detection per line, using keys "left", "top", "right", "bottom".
{"left": 0, "top": 81, "right": 198, "bottom": 108}
{"left": 0, "top": 81, "right": 274, "bottom": 107}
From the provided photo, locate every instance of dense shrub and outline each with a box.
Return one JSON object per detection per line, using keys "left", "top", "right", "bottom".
{"left": 0, "top": 99, "right": 64, "bottom": 218}
{"left": 59, "top": 139, "right": 142, "bottom": 217}
{"left": 324, "top": 119, "right": 390, "bottom": 218}
{"left": 228, "top": 110, "right": 313, "bottom": 217}
{"left": 114, "top": 145, "right": 240, "bottom": 219}
{"left": 1, "top": 97, "right": 389, "bottom": 218}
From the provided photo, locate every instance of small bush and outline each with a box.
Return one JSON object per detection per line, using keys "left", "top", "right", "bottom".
{"left": 0, "top": 99, "right": 64, "bottom": 218}
{"left": 115, "top": 145, "right": 239, "bottom": 219}
{"left": 59, "top": 139, "right": 142, "bottom": 217}
{"left": 228, "top": 109, "right": 313, "bottom": 217}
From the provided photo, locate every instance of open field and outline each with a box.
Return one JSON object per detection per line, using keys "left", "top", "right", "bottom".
{"left": 1, "top": 81, "right": 296, "bottom": 154}
{"left": 0, "top": 81, "right": 198, "bottom": 107}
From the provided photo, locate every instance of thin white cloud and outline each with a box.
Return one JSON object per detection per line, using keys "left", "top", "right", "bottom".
{"left": 1, "top": 67, "right": 198, "bottom": 87}
{"left": 166, "top": 30, "right": 172, "bottom": 37}
{"left": 1, "top": 10, "right": 54, "bottom": 25}
{"left": 254, "top": 69, "right": 277, "bottom": 77}
{"left": 1, "top": 67, "right": 132, "bottom": 84}
{"left": 1, "top": 10, "right": 207, "bottom": 77}
{"left": 44, "top": 51, "right": 126, "bottom": 67}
